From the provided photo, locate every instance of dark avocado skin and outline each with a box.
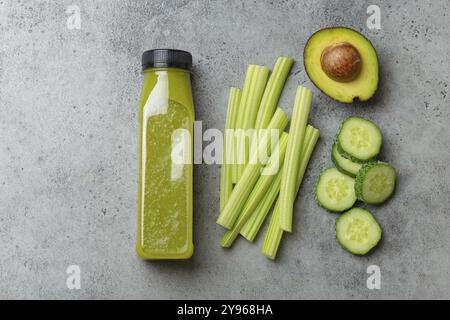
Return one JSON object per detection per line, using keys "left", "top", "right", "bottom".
{"left": 303, "top": 27, "right": 379, "bottom": 104}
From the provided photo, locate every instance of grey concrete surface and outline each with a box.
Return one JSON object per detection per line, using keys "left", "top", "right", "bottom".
{"left": 0, "top": 0, "right": 449, "bottom": 299}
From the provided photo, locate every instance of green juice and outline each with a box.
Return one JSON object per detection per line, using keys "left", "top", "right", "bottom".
{"left": 136, "top": 50, "right": 194, "bottom": 259}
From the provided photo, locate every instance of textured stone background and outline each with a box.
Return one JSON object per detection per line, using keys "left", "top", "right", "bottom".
{"left": 0, "top": 0, "right": 449, "bottom": 299}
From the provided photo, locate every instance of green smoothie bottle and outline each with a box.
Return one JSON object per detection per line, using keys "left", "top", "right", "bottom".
{"left": 136, "top": 49, "right": 194, "bottom": 259}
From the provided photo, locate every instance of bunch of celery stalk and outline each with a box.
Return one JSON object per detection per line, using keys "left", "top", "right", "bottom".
{"left": 217, "top": 57, "right": 320, "bottom": 259}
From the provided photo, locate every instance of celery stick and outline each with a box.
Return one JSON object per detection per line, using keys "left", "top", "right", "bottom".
{"left": 243, "top": 66, "right": 270, "bottom": 130}
{"left": 241, "top": 126, "right": 315, "bottom": 241}
{"left": 279, "top": 86, "right": 313, "bottom": 232}
{"left": 240, "top": 169, "right": 282, "bottom": 241}
{"left": 230, "top": 91, "right": 241, "bottom": 185}
{"left": 255, "top": 57, "right": 294, "bottom": 131}
{"left": 220, "top": 88, "right": 241, "bottom": 211}
{"left": 262, "top": 201, "right": 282, "bottom": 259}
{"left": 221, "top": 133, "right": 289, "bottom": 247}
{"left": 233, "top": 65, "right": 255, "bottom": 184}
{"left": 216, "top": 108, "right": 289, "bottom": 229}
{"left": 262, "top": 127, "right": 320, "bottom": 260}
{"left": 236, "top": 65, "right": 270, "bottom": 180}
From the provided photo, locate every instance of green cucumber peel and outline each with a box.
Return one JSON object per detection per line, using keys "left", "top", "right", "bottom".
{"left": 335, "top": 207, "right": 382, "bottom": 255}
{"left": 355, "top": 162, "right": 396, "bottom": 205}
{"left": 315, "top": 167, "right": 357, "bottom": 213}
{"left": 331, "top": 142, "right": 364, "bottom": 178}
{"left": 336, "top": 141, "right": 377, "bottom": 164}
{"left": 336, "top": 116, "right": 382, "bottom": 162}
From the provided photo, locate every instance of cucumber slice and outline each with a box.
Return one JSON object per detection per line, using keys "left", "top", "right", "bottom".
{"left": 337, "top": 117, "right": 382, "bottom": 162}
{"left": 336, "top": 208, "right": 382, "bottom": 255}
{"left": 316, "top": 168, "right": 357, "bottom": 212}
{"left": 331, "top": 142, "right": 363, "bottom": 177}
{"left": 355, "top": 162, "right": 396, "bottom": 205}
{"left": 336, "top": 141, "right": 375, "bottom": 164}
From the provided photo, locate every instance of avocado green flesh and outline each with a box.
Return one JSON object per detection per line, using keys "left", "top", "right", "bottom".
{"left": 304, "top": 27, "right": 379, "bottom": 103}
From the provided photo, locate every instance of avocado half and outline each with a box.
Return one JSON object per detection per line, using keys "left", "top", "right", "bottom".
{"left": 304, "top": 27, "right": 379, "bottom": 103}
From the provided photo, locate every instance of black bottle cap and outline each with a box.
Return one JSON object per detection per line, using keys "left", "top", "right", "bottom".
{"left": 142, "top": 49, "right": 192, "bottom": 71}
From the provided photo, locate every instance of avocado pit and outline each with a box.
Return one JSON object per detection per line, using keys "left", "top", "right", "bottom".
{"left": 320, "top": 42, "right": 362, "bottom": 82}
